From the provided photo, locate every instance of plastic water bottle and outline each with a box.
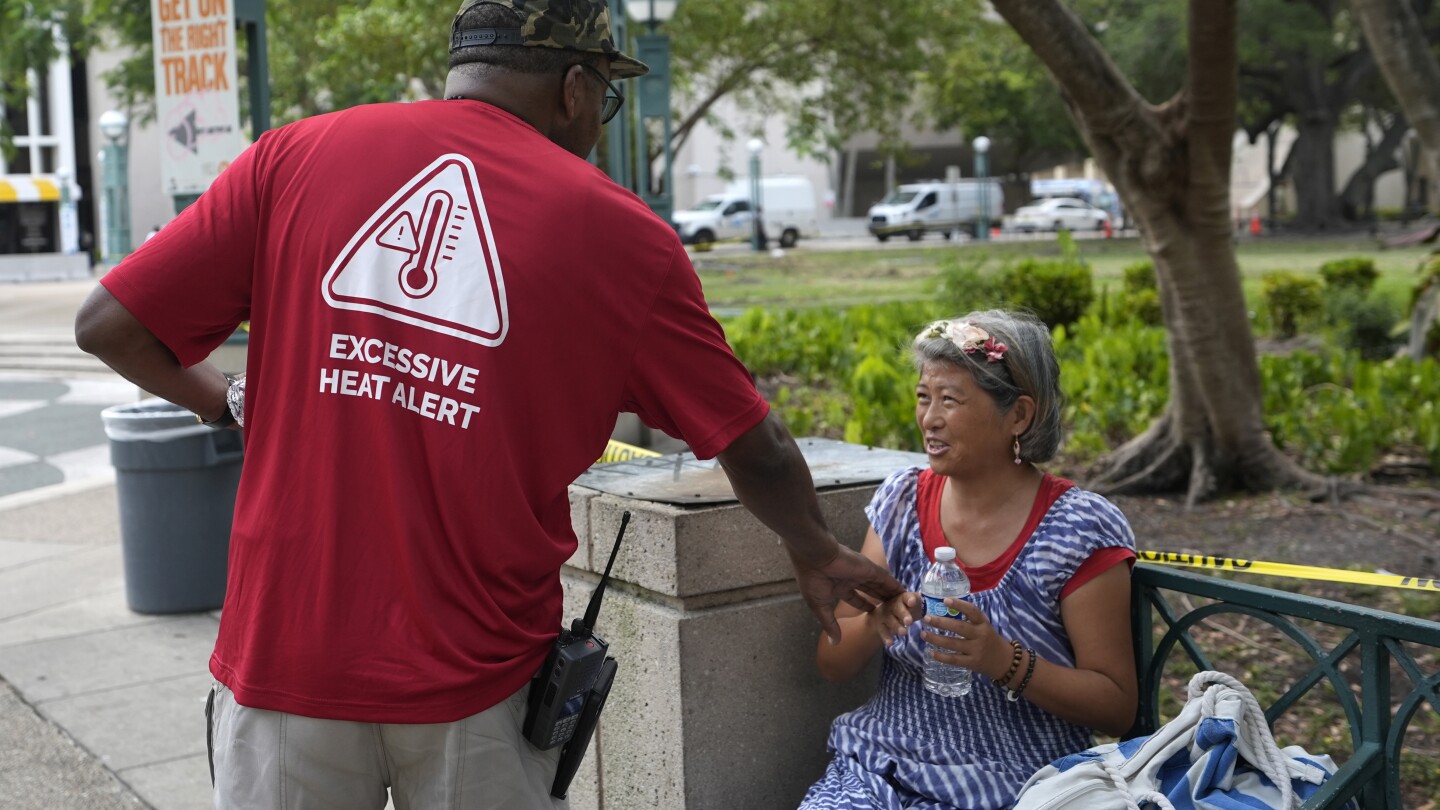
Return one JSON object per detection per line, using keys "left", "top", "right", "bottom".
{"left": 921, "top": 546, "right": 972, "bottom": 697}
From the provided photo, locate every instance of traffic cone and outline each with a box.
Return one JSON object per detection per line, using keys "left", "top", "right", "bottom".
{"left": 1249, "top": 215, "right": 1262, "bottom": 236}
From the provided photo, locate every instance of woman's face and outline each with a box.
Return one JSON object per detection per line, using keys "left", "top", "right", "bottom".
{"left": 914, "top": 360, "right": 1014, "bottom": 478}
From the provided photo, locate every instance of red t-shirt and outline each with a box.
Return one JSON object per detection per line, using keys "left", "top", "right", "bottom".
{"left": 916, "top": 470, "right": 1134, "bottom": 597}
{"left": 101, "top": 100, "right": 769, "bottom": 722}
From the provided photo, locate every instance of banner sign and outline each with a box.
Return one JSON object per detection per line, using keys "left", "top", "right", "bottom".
{"left": 150, "top": 0, "right": 247, "bottom": 195}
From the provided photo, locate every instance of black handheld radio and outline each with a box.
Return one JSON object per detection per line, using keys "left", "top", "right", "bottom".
{"left": 523, "top": 511, "right": 629, "bottom": 772}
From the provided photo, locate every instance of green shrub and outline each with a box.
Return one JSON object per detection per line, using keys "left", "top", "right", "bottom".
{"left": 1261, "top": 271, "right": 1324, "bottom": 339}
{"left": 1055, "top": 314, "right": 1170, "bottom": 454}
{"left": 1262, "top": 350, "right": 1440, "bottom": 474}
{"left": 1107, "top": 260, "right": 1164, "bottom": 325}
{"left": 723, "top": 266, "right": 1440, "bottom": 477}
{"left": 724, "top": 302, "right": 944, "bottom": 451}
{"left": 1122, "top": 260, "right": 1158, "bottom": 293}
{"left": 980, "top": 230, "right": 1095, "bottom": 331}
{"left": 1131, "top": 289, "right": 1163, "bottom": 325}
{"left": 1318, "top": 257, "right": 1379, "bottom": 292}
{"left": 1324, "top": 288, "right": 1402, "bottom": 359}
{"left": 931, "top": 253, "right": 1003, "bottom": 314}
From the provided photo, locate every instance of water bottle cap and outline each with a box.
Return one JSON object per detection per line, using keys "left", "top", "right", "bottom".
{"left": 934, "top": 546, "right": 956, "bottom": 562}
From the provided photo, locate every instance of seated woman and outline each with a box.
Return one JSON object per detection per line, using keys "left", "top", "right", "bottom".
{"left": 800, "top": 310, "right": 1138, "bottom": 810}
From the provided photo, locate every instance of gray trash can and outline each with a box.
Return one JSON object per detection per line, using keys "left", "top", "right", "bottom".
{"left": 102, "top": 398, "right": 244, "bottom": 614}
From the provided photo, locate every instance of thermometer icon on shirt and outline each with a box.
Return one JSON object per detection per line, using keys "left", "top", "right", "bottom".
{"left": 375, "top": 190, "right": 454, "bottom": 299}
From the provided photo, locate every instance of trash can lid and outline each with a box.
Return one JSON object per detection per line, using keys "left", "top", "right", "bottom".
{"left": 102, "top": 398, "right": 210, "bottom": 441}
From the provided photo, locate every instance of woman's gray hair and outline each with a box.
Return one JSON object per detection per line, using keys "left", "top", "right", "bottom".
{"left": 911, "top": 309, "right": 1063, "bottom": 463}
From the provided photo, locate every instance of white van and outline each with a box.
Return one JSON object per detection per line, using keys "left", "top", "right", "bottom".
{"left": 866, "top": 180, "right": 1004, "bottom": 242}
{"left": 672, "top": 176, "right": 819, "bottom": 249}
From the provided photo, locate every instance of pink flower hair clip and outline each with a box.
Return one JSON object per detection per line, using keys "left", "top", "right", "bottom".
{"left": 918, "top": 320, "right": 1008, "bottom": 363}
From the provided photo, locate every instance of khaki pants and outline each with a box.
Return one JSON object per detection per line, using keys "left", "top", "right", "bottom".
{"left": 207, "top": 682, "right": 566, "bottom": 810}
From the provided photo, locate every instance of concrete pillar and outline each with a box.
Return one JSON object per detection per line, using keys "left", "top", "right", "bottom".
{"left": 559, "top": 460, "right": 892, "bottom": 808}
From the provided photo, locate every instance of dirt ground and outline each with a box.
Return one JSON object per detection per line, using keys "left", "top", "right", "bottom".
{"left": 1107, "top": 480, "right": 1440, "bottom": 579}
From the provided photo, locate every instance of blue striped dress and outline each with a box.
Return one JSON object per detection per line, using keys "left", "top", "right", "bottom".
{"left": 799, "top": 466, "right": 1136, "bottom": 810}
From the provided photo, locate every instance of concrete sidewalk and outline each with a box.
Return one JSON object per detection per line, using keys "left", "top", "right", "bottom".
{"left": 0, "top": 478, "right": 216, "bottom": 810}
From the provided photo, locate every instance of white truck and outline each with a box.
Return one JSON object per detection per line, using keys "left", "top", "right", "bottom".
{"left": 866, "top": 180, "right": 1004, "bottom": 242}
{"left": 671, "top": 176, "right": 819, "bottom": 249}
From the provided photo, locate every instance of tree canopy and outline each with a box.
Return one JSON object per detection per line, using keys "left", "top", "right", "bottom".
{"left": 1, "top": 0, "right": 94, "bottom": 153}
{"left": 7, "top": 0, "right": 983, "bottom": 165}
{"left": 923, "top": 15, "right": 1085, "bottom": 177}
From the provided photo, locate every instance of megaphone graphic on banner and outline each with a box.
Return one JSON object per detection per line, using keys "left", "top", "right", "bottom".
{"left": 169, "top": 110, "right": 233, "bottom": 154}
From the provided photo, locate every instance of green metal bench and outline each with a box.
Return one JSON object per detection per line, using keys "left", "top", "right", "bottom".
{"left": 1130, "top": 565, "right": 1440, "bottom": 808}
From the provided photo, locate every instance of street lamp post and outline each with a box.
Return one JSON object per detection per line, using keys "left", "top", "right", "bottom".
{"left": 99, "top": 110, "right": 131, "bottom": 260}
{"left": 747, "top": 137, "right": 764, "bottom": 251}
{"left": 972, "top": 135, "right": 991, "bottom": 241}
{"left": 625, "top": 0, "right": 677, "bottom": 224}
{"left": 56, "top": 168, "right": 80, "bottom": 255}
{"left": 604, "top": 0, "right": 631, "bottom": 189}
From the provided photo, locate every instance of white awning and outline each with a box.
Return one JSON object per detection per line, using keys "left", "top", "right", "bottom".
{"left": 0, "top": 175, "right": 83, "bottom": 203}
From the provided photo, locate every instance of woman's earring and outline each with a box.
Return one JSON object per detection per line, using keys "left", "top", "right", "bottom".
{"left": 1013, "top": 436, "right": 1022, "bottom": 465}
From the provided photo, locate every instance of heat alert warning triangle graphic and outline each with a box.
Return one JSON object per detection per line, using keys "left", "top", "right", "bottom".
{"left": 322, "top": 154, "right": 508, "bottom": 346}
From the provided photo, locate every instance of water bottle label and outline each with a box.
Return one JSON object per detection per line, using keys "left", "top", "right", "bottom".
{"left": 923, "top": 594, "right": 962, "bottom": 619}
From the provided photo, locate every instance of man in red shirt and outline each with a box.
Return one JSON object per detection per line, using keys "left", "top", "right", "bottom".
{"left": 75, "top": 0, "right": 901, "bottom": 806}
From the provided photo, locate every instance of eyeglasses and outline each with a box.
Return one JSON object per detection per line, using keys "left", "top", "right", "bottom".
{"left": 575, "top": 63, "right": 624, "bottom": 124}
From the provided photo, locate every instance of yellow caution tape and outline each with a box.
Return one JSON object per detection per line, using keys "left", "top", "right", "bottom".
{"left": 1138, "top": 551, "right": 1440, "bottom": 592}
{"left": 598, "top": 439, "right": 662, "bottom": 464}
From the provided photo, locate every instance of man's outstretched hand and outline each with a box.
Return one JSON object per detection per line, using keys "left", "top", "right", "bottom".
{"left": 789, "top": 546, "right": 905, "bottom": 645}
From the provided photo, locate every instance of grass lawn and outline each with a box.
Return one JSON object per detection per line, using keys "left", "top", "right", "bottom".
{"left": 693, "top": 234, "right": 1435, "bottom": 312}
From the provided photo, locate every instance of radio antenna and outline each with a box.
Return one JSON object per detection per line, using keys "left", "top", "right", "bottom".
{"left": 582, "top": 511, "right": 629, "bottom": 632}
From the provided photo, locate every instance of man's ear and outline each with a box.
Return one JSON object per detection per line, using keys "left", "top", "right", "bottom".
{"left": 558, "top": 64, "right": 586, "bottom": 123}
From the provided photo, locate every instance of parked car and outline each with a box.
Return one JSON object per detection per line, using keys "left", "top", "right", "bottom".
{"left": 1006, "top": 197, "right": 1110, "bottom": 232}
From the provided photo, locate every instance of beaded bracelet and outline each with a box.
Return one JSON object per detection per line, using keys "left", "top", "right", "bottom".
{"left": 994, "top": 639, "right": 1024, "bottom": 689}
{"left": 1006, "top": 648, "right": 1037, "bottom": 702}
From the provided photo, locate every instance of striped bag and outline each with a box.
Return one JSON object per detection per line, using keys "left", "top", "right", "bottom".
{"left": 1012, "top": 671, "right": 1348, "bottom": 810}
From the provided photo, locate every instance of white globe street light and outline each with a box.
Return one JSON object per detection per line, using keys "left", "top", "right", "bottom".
{"left": 99, "top": 109, "right": 128, "bottom": 144}
{"left": 972, "top": 135, "right": 992, "bottom": 241}
{"left": 99, "top": 110, "right": 131, "bottom": 259}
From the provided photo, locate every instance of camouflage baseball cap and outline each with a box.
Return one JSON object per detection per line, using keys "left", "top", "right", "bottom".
{"left": 451, "top": 0, "right": 649, "bottom": 79}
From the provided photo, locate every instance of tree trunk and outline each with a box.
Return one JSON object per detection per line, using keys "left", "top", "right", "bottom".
{"left": 1351, "top": 0, "right": 1440, "bottom": 216}
{"left": 991, "top": 0, "right": 1327, "bottom": 503}
{"left": 1339, "top": 112, "right": 1407, "bottom": 221}
{"left": 1265, "top": 121, "right": 1282, "bottom": 224}
{"left": 1289, "top": 115, "right": 1342, "bottom": 230}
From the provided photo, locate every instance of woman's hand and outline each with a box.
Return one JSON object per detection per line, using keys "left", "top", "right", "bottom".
{"left": 919, "top": 598, "right": 1012, "bottom": 680}
{"left": 872, "top": 591, "right": 923, "bottom": 647}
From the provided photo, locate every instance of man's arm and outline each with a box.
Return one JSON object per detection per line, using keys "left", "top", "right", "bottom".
{"left": 716, "top": 412, "right": 905, "bottom": 644}
{"left": 74, "top": 284, "right": 231, "bottom": 423}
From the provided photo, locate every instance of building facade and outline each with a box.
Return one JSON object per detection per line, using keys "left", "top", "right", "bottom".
{"left": 0, "top": 33, "right": 91, "bottom": 282}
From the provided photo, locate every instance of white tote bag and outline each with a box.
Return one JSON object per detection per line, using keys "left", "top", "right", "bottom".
{"left": 1011, "top": 671, "right": 1346, "bottom": 810}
